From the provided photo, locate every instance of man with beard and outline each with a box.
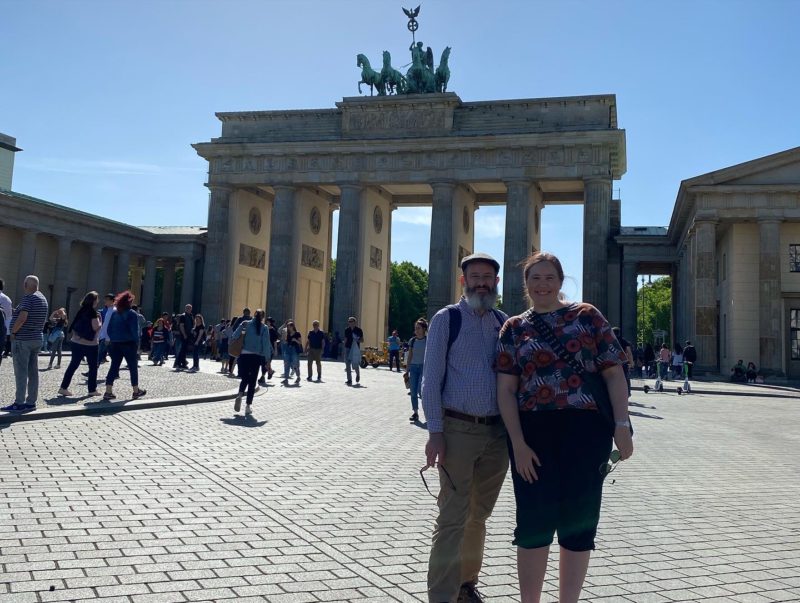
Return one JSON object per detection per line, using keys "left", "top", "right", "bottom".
{"left": 422, "top": 252, "right": 509, "bottom": 603}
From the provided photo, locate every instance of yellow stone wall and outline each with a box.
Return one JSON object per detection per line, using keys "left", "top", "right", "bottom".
{"left": 359, "top": 189, "right": 390, "bottom": 348}
{"left": 451, "top": 186, "right": 475, "bottom": 304}
{"left": 720, "top": 223, "right": 759, "bottom": 368}
{"left": 293, "top": 189, "right": 330, "bottom": 335}
{"left": 229, "top": 189, "right": 272, "bottom": 318}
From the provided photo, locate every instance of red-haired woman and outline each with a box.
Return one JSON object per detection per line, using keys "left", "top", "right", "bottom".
{"left": 496, "top": 251, "right": 633, "bottom": 603}
{"left": 103, "top": 291, "right": 146, "bottom": 401}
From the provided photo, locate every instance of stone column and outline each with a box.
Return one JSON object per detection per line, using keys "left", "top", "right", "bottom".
{"left": 162, "top": 259, "right": 176, "bottom": 315}
{"left": 332, "top": 184, "right": 364, "bottom": 335}
{"left": 503, "top": 180, "right": 531, "bottom": 316}
{"left": 142, "top": 256, "right": 157, "bottom": 320}
{"left": 201, "top": 184, "right": 232, "bottom": 323}
{"left": 384, "top": 204, "right": 395, "bottom": 338}
{"left": 759, "top": 218, "right": 782, "bottom": 375}
{"left": 583, "top": 178, "right": 612, "bottom": 312}
{"left": 130, "top": 263, "right": 144, "bottom": 300}
{"left": 267, "top": 185, "right": 297, "bottom": 323}
{"left": 621, "top": 260, "right": 638, "bottom": 344}
{"left": 427, "top": 182, "right": 455, "bottom": 318}
{"left": 115, "top": 250, "right": 131, "bottom": 293}
{"left": 694, "top": 219, "right": 718, "bottom": 371}
{"left": 670, "top": 261, "right": 679, "bottom": 348}
{"left": 52, "top": 237, "right": 72, "bottom": 310}
{"left": 18, "top": 230, "right": 37, "bottom": 290}
{"left": 180, "top": 254, "right": 196, "bottom": 307}
{"left": 87, "top": 244, "right": 104, "bottom": 293}
{"left": 323, "top": 203, "right": 336, "bottom": 331}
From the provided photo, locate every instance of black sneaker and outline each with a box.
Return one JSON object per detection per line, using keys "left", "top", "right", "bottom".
{"left": 409, "top": 413, "right": 419, "bottom": 422}
{"left": 457, "top": 582, "right": 485, "bottom": 603}
{"left": 258, "top": 378, "right": 267, "bottom": 386}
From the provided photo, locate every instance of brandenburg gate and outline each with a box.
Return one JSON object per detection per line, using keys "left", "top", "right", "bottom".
{"left": 193, "top": 92, "right": 626, "bottom": 347}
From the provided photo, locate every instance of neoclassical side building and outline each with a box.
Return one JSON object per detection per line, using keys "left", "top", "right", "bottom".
{"left": 618, "top": 146, "right": 800, "bottom": 378}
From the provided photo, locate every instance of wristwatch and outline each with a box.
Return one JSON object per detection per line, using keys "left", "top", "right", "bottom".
{"left": 615, "top": 420, "right": 631, "bottom": 429}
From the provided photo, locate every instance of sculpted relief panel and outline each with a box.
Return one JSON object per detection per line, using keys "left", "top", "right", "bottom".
{"left": 344, "top": 108, "right": 447, "bottom": 133}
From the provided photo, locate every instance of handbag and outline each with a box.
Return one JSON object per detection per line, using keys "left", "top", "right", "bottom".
{"left": 526, "top": 310, "right": 631, "bottom": 436}
{"left": 228, "top": 322, "right": 247, "bottom": 358}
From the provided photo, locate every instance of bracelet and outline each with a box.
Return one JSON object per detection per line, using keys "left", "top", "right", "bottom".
{"left": 615, "top": 420, "right": 631, "bottom": 429}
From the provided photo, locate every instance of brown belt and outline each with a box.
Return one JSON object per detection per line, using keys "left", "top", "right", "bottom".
{"left": 444, "top": 409, "right": 502, "bottom": 426}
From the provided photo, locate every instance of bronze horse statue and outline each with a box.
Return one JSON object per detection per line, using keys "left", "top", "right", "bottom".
{"left": 435, "top": 46, "right": 451, "bottom": 93}
{"left": 357, "top": 54, "right": 385, "bottom": 96}
{"left": 381, "top": 51, "right": 406, "bottom": 95}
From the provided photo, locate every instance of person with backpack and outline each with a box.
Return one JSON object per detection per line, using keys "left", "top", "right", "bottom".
{"left": 421, "top": 252, "right": 509, "bottom": 603}
{"left": 404, "top": 318, "right": 428, "bottom": 422}
{"left": 103, "top": 290, "right": 146, "bottom": 401}
{"left": 58, "top": 291, "right": 102, "bottom": 397}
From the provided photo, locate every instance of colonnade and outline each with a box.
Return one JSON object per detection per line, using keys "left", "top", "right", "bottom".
{"left": 203, "top": 177, "right": 614, "bottom": 345}
{"left": 10, "top": 229, "right": 199, "bottom": 320}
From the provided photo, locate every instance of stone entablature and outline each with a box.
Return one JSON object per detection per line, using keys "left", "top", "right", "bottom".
{"left": 215, "top": 93, "right": 619, "bottom": 141}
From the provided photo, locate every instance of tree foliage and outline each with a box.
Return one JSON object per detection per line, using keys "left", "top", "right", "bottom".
{"left": 389, "top": 261, "right": 428, "bottom": 340}
{"left": 637, "top": 276, "right": 672, "bottom": 347}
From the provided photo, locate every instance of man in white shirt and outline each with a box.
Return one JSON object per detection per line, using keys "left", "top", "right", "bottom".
{"left": 0, "top": 278, "right": 12, "bottom": 358}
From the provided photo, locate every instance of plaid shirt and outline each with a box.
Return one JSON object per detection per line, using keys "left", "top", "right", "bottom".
{"left": 422, "top": 297, "right": 507, "bottom": 433}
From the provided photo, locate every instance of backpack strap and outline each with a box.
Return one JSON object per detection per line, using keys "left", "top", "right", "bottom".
{"left": 445, "top": 305, "right": 461, "bottom": 355}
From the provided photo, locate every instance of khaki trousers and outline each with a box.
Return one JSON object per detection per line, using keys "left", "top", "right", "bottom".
{"left": 428, "top": 416, "right": 509, "bottom": 603}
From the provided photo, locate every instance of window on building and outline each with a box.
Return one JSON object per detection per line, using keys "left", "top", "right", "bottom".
{"left": 792, "top": 310, "right": 800, "bottom": 360}
{"left": 790, "top": 245, "right": 800, "bottom": 272}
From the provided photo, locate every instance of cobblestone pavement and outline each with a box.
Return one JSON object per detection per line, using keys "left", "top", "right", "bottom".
{"left": 0, "top": 354, "right": 237, "bottom": 421}
{"left": 1, "top": 362, "right": 799, "bottom": 602}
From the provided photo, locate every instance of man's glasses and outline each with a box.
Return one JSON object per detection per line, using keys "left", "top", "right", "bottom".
{"left": 419, "top": 465, "right": 456, "bottom": 499}
{"left": 599, "top": 449, "right": 621, "bottom": 477}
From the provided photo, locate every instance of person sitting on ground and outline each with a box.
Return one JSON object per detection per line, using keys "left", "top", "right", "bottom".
{"left": 746, "top": 362, "right": 758, "bottom": 383}
{"left": 730, "top": 359, "right": 746, "bottom": 383}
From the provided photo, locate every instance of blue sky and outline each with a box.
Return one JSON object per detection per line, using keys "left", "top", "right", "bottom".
{"left": 2, "top": 0, "right": 799, "bottom": 300}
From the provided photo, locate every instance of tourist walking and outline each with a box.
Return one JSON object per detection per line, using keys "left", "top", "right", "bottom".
{"left": 496, "top": 251, "right": 633, "bottom": 603}
{"left": 257, "top": 316, "right": 278, "bottom": 385}
{"left": 422, "top": 252, "right": 509, "bottom": 603}
{"left": 3, "top": 275, "right": 49, "bottom": 412}
{"left": 173, "top": 304, "right": 193, "bottom": 370}
{"left": 282, "top": 321, "right": 302, "bottom": 385}
{"left": 224, "top": 316, "right": 239, "bottom": 375}
{"left": 404, "top": 318, "right": 427, "bottom": 422}
{"left": 387, "top": 329, "right": 402, "bottom": 372}
{"left": 231, "top": 309, "right": 270, "bottom": 416}
{"left": 47, "top": 307, "right": 68, "bottom": 369}
{"left": 190, "top": 314, "right": 206, "bottom": 371}
{"left": 671, "top": 342, "right": 684, "bottom": 379}
{"left": 97, "top": 293, "right": 115, "bottom": 364}
{"left": 683, "top": 340, "right": 697, "bottom": 378}
{"left": 103, "top": 291, "right": 146, "bottom": 401}
{"left": 305, "top": 320, "right": 326, "bottom": 381}
{"left": 58, "top": 291, "right": 101, "bottom": 397}
{"left": 344, "top": 317, "right": 364, "bottom": 386}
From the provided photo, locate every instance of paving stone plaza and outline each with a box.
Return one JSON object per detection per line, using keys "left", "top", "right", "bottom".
{"left": 2, "top": 357, "right": 800, "bottom": 602}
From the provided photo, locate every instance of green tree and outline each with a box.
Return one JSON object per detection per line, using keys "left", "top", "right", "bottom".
{"left": 637, "top": 276, "right": 672, "bottom": 346}
{"left": 389, "top": 261, "right": 428, "bottom": 340}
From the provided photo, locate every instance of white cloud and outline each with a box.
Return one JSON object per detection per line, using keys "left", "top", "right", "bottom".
{"left": 393, "top": 207, "right": 432, "bottom": 226}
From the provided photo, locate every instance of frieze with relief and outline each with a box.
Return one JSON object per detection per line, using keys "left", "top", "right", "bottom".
{"left": 239, "top": 243, "right": 266, "bottom": 270}
{"left": 370, "top": 246, "right": 383, "bottom": 270}
{"left": 301, "top": 244, "right": 325, "bottom": 271}
{"left": 212, "top": 144, "right": 610, "bottom": 175}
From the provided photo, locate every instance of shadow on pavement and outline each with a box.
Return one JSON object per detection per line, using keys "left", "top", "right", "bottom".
{"left": 220, "top": 416, "right": 268, "bottom": 428}
{"left": 45, "top": 397, "right": 79, "bottom": 406}
{"left": 629, "top": 401, "right": 657, "bottom": 410}
{"left": 630, "top": 410, "right": 663, "bottom": 420}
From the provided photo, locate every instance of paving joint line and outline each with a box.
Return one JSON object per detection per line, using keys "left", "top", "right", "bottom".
{"left": 111, "top": 410, "right": 414, "bottom": 602}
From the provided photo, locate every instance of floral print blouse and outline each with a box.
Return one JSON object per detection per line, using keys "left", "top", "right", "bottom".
{"left": 496, "top": 302, "right": 626, "bottom": 412}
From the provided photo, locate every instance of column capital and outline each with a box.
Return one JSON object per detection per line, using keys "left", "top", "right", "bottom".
{"left": 273, "top": 184, "right": 297, "bottom": 195}
{"left": 337, "top": 182, "right": 363, "bottom": 193}
{"left": 757, "top": 216, "right": 782, "bottom": 225}
{"left": 504, "top": 178, "right": 532, "bottom": 188}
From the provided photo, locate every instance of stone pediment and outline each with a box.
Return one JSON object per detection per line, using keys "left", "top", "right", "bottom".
{"left": 684, "top": 146, "right": 800, "bottom": 188}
